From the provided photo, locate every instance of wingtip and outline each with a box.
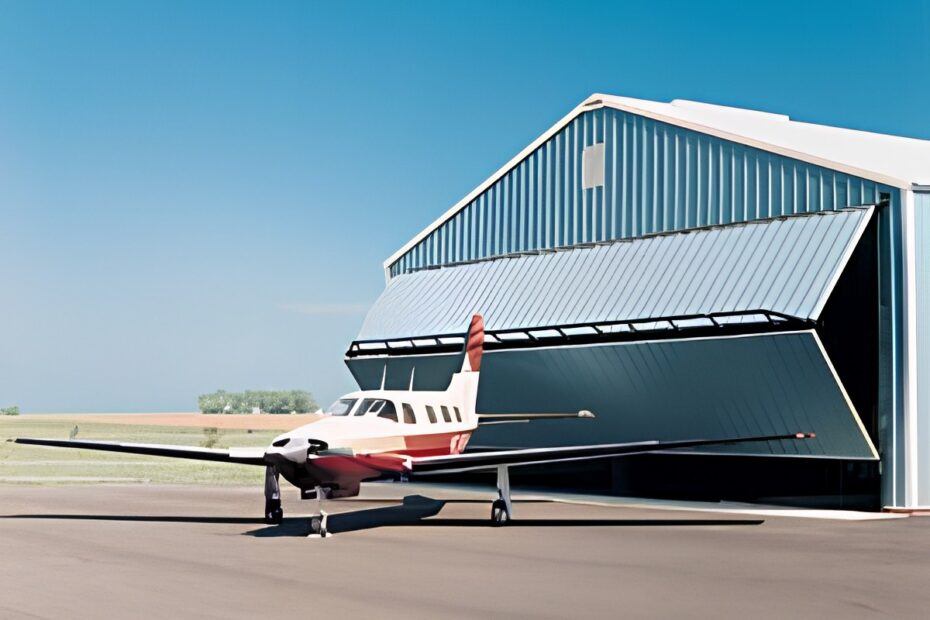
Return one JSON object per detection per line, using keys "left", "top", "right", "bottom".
{"left": 795, "top": 432, "right": 816, "bottom": 439}
{"left": 579, "top": 410, "right": 595, "bottom": 419}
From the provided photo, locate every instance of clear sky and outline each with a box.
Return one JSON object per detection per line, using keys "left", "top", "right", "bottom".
{"left": 1, "top": 0, "right": 928, "bottom": 412}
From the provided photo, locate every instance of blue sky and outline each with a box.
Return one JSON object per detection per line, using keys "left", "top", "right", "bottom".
{"left": 1, "top": 0, "right": 928, "bottom": 412}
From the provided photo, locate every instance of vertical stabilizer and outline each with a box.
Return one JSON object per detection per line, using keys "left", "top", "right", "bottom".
{"left": 463, "top": 314, "right": 484, "bottom": 372}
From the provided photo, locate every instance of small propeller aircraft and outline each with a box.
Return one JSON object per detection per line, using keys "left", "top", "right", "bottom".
{"left": 13, "top": 314, "right": 814, "bottom": 537}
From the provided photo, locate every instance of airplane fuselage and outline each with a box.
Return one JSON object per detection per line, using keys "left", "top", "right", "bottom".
{"left": 265, "top": 371, "right": 480, "bottom": 497}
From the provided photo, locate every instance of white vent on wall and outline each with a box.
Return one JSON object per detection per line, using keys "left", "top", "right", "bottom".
{"left": 582, "top": 142, "right": 605, "bottom": 189}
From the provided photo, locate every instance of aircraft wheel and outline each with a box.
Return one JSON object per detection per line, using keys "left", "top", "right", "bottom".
{"left": 310, "top": 515, "right": 328, "bottom": 538}
{"left": 265, "top": 505, "right": 283, "bottom": 525}
{"left": 491, "top": 499, "right": 509, "bottom": 527}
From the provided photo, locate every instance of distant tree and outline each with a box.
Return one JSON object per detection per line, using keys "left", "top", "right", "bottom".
{"left": 1, "top": 406, "right": 19, "bottom": 416}
{"left": 196, "top": 390, "right": 317, "bottom": 414}
{"left": 197, "top": 391, "right": 228, "bottom": 414}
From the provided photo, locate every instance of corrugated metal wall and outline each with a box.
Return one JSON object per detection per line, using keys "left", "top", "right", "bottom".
{"left": 361, "top": 208, "right": 871, "bottom": 340}
{"left": 389, "top": 108, "right": 893, "bottom": 277}
{"left": 915, "top": 192, "right": 930, "bottom": 504}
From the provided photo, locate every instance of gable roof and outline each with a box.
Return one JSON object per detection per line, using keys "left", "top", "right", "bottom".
{"left": 385, "top": 93, "right": 930, "bottom": 270}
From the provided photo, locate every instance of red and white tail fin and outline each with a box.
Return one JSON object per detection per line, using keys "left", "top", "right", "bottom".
{"left": 462, "top": 314, "right": 484, "bottom": 372}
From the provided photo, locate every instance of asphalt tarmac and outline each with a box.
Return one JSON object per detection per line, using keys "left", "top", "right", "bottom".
{"left": 1, "top": 484, "right": 929, "bottom": 619}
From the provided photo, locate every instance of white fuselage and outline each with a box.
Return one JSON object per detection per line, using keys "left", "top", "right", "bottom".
{"left": 264, "top": 369, "right": 480, "bottom": 496}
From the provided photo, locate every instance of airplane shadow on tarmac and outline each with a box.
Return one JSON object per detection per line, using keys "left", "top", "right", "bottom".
{"left": 3, "top": 495, "right": 764, "bottom": 538}
{"left": 245, "top": 495, "right": 765, "bottom": 538}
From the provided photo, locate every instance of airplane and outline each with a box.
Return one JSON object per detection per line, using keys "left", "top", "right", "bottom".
{"left": 12, "top": 314, "right": 815, "bottom": 538}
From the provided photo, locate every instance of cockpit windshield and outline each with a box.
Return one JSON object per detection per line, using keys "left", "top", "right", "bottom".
{"left": 351, "top": 398, "right": 398, "bottom": 422}
{"left": 324, "top": 398, "right": 358, "bottom": 416}
{"left": 354, "top": 398, "right": 381, "bottom": 416}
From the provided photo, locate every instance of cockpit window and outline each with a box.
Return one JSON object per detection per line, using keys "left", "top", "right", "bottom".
{"left": 355, "top": 398, "right": 381, "bottom": 416}
{"left": 325, "top": 398, "right": 357, "bottom": 416}
{"left": 377, "top": 401, "right": 397, "bottom": 422}
{"left": 440, "top": 406, "right": 452, "bottom": 423}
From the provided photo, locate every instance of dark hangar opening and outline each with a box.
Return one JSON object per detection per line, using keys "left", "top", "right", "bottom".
{"left": 816, "top": 212, "right": 880, "bottom": 449}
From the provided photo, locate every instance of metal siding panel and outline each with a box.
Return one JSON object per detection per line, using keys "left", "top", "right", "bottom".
{"left": 588, "top": 242, "right": 633, "bottom": 323}
{"left": 915, "top": 193, "right": 930, "bottom": 504}
{"left": 575, "top": 245, "right": 619, "bottom": 323}
{"left": 690, "top": 221, "right": 743, "bottom": 313}
{"left": 759, "top": 216, "right": 820, "bottom": 315}
{"left": 387, "top": 109, "right": 885, "bottom": 278}
{"left": 498, "top": 255, "right": 538, "bottom": 327}
{"left": 644, "top": 231, "right": 699, "bottom": 317}
{"left": 619, "top": 236, "right": 664, "bottom": 319}
{"left": 781, "top": 213, "right": 855, "bottom": 316}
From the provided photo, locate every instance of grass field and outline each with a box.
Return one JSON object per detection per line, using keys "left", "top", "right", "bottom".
{"left": 0, "top": 416, "right": 282, "bottom": 485}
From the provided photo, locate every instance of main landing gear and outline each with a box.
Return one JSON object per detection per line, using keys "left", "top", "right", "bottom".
{"left": 264, "top": 465, "right": 283, "bottom": 525}
{"left": 491, "top": 465, "right": 513, "bottom": 527}
{"left": 307, "top": 485, "right": 329, "bottom": 538}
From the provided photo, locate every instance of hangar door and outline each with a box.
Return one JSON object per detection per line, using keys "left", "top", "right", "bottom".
{"left": 349, "top": 207, "right": 878, "bottom": 460}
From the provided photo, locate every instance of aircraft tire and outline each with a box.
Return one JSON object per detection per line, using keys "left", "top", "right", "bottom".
{"left": 265, "top": 506, "right": 283, "bottom": 525}
{"left": 310, "top": 515, "right": 327, "bottom": 537}
{"left": 491, "top": 499, "right": 509, "bottom": 527}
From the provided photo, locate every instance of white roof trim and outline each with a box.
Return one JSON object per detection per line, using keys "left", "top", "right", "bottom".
{"left": 384, "top": 93, "right": 915, "bottom": 270}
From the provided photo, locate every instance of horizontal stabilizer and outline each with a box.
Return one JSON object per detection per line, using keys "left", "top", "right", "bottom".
{"left": 477, "top": 410, "right": 595, "bottom": 425}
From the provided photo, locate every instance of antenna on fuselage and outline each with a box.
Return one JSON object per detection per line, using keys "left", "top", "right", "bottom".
{"left": 380, "top": 364, "right": 387, "bottom": 390}
{"left": 408, "top": 366, "right": 415, "bottom": 391}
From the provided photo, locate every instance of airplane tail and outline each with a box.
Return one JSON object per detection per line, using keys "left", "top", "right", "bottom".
{"left": 462, "top": 314, "right": 484, "bottom": 373}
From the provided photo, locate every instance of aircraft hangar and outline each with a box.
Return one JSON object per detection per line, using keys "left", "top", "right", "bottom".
{"left": 345, "top": 93, "right": 930, "bottom": 511}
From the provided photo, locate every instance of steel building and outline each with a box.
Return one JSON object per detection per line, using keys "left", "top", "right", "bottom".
{"left": 346, "top": 94, "right": 930, "bottom": 510}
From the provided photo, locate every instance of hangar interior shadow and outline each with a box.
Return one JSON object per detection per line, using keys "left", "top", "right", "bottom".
{"left": 429, "top": 455, "right": 881, "bottom": 512}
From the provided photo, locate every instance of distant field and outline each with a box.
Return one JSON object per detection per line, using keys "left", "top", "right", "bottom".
{"left": 0, "top": 415, "right": 300, "bottom": 485}
{"left": 34, "top": 412, "right": 316, "bottom": 430}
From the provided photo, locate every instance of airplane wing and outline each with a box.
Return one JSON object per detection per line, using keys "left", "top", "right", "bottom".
{"left": 10, "top": 438, "right": 268, "bottom": 465}
{"left": 405, "top": 432, "right": 815, "bottom": 475}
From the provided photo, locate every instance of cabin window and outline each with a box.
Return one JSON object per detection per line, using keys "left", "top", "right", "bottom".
{"left": 426, "top": 405, "right": 438, "bottom": 423}
{"left": 440, "top": 406, "right": 452, "bottom": 423}
{"left": 377, "top": 401, "right": 398, "bottom": 422}
{"left": 325, "top": 398, "right": 357, "bottom": 416}
{"left": 453, "top": 406, "right": 462, "bottom": 422}
{"left": 402, "top": 403, "right": 416, "bottom": 424}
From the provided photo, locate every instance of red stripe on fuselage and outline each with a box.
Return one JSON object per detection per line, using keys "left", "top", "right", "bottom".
{"left": 302, "top": 430, "right": 474, "bottom": 496}
{"left": 401, "top": 430, "right": 472, "bottom": 457}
